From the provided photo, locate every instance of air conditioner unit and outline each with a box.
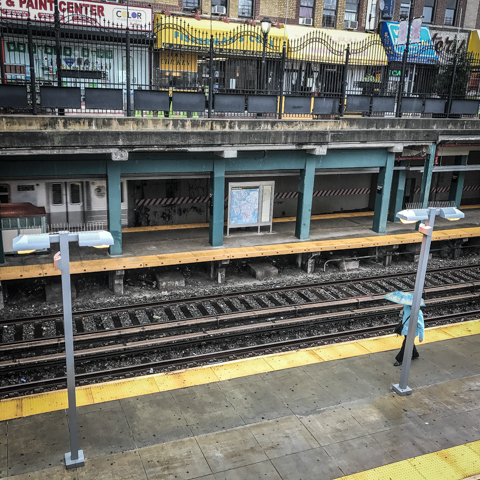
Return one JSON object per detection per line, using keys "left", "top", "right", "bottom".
{"left": 211, "top": 5, "right": 226, "bottom": 14}
{"left": 344, "top": 20, "right": 358, "bottom": 29}
{"left": 299, "top": 17, "right": 313, "bottom": 25}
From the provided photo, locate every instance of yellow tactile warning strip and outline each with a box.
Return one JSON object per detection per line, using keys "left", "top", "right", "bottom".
{"left": 122, "top": 210, "right": 376, "bottom": 233}
{"left": 0, "top": 319, "right": 479, "bottom": 422}
{"left": 122, "top": 205, "right": 480, "bottom": 233}
{"left": 2, "top": 225, "right": 480, "bottom": 281}
{"left": 335, "top": 442, "right": 480, "bottom": 480}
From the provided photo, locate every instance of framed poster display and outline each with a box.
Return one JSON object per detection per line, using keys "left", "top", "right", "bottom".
{"left": 227, "top": 181, "right": 275, "bottom": 236}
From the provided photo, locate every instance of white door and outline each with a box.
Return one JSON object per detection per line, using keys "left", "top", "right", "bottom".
{"left": 48, "top": 182, "right": 84, "bottom": 226}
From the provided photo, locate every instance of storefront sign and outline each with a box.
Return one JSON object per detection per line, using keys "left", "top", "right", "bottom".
{"left": 430, "top": 31, "right": 468, "bottom": 54}
{"left": 381, "top": 0, "right": 395, "bottom": 19}
{"left": 0, "top": 0, "right": 152, "bottom": 31}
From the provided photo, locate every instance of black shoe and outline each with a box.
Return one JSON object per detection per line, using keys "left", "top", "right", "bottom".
{"left": 412, "top": 356, "right": 419, "bottom": 360}
{"left": 394, "top": 361, "right": 402, "bottom": 366}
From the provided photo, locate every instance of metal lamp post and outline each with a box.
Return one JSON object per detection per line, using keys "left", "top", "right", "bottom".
{"left": 260, "top": 17, "right": 272, "bottom": 94}
{"left": 12, "top": 231, "right": 114, "bottom": 469}
{"left": 392, "top": 204, "right": 464, "bottom": 395}
{"left": 396, "top": 0, "right": 414, "bottom": 117}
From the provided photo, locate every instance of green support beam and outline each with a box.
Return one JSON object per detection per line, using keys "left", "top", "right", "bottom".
{"left": 388, "top": 167, "right": 407, "bottom": 223}
{"left": 295, "top": 157, "right": 316, "bottom": 240}
{"left": 418, "top": 143, "right": 436, "bottom": 209}
{"left": 372, "top": 151, "right": 395, "bottom": 233}
{"left": 208, "top": 158, "right": 226, "bottom": 247}
{"left": 448, "top": 155, "right": 468, "bottom": 207}
{"left": 107, "top": 161, "right": 123, "bottom": 256}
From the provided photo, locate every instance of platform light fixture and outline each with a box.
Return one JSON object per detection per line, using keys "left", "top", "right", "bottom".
{"left": 392, "top": 203, "right": 464, "bottom": 396}
{"left": 12, "top": 230, "right": 114, "bottom": 470}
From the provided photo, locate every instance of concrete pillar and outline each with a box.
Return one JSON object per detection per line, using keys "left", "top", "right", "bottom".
{"left": 107, "top": 161, "right": 123, "bottom": 255}
{"left": 209, "top": 158, "right": 225, "bottom": 247}
{"left": 448, "top": 155, "right": 468, "bottom": 207}
{"left": 208, "top": 260, "right": 229, "bottom": 283}
{"left": 108, "top": 270, "right": 125, "bottom": 296}
{"left": 372, "top": 151, "right": 395, "bottom": 233}
{"left": 295, "top": 157, "right": 316, "bottom": 240}
{"left": 388, "top": 168, "right": 407, "bottom": 222}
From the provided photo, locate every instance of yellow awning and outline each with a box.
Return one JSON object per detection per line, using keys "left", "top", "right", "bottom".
{"left": 468, "top": 30, "right": 480, "bottom": 54}
{"left": 285, "top": 25, "right": 387, "bottom": 66}
{"left": 154, "top": 14, "right": 286, "bottom": 55}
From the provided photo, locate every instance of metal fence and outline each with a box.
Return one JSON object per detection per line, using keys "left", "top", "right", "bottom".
{"left": 1, "top": 10, "right": 480, "bottom": 119}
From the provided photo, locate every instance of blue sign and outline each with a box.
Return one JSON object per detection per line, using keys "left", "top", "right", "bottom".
{"left": 381, "top": 0, "right": 395, "bottom": 19}
{"left": 381, "top": 22, "right": 438, "bottom": 64}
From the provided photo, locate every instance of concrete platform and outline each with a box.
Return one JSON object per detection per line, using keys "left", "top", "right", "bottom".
{"left": 1, "top": 320, "right": 480, "bottom": 479}
{"left": 1, "top": 207, "right": 480, "bottom": 281}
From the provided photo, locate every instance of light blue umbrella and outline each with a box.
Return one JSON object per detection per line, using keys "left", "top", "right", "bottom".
{"left": 384, "top": 291, "right": 425, "bottom": 307}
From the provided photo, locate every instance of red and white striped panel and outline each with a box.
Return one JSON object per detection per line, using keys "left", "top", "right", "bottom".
{"left": 413, "top": 185, "right": 480, "bottom": 194}
{"left": 136, "top": 196, "right": 210, "bottom": 206}
{"left": 313, "top": 188, "right": 370, "bottom": 197}
{"left": 134, "top": 188, "right": 372, "bottom": 206}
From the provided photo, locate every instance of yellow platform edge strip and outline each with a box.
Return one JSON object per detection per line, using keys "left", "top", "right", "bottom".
{"left": 0, "top": 319, "right": 478, "bottom": 422}
{"left": 2, "top": 225, "right": 480, "bottom": 281}
{"left": 334, "top": 441, "right": 480, "bottom": 480}
{"left": 122, "top": 205, "right": 480, "bottom": 233}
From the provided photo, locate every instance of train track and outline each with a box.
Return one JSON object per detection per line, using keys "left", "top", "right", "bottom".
{"left": 2, "top": 264, "right": 480, "bottom": 342}
{"left": 1, "top": 265, "right": 480, "bottom": 398}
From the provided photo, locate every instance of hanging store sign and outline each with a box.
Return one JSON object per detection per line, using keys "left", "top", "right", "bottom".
{"left": 381, "top": 0, "right": 395, "bottom": 19}
{"left": 0, "top": 0, "right": 152, "bottom": 31}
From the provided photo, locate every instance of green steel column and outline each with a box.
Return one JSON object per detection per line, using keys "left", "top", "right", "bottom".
{"left": 107, "top": 161, "right": 123, "bottom": 255}
{"left": 209, "top": 158, "right": 226, "bottom": 247}
{"left": 448, "top": 155, "right": 468, "bottom": 207}
{"left": 295, "top": 157, "right": 316, "bottom": 240}
{"left": 388, "top": 168, "right": 407, "bottom": 222}
{"left": 0, "top": 204, "right": 4, "bottom": 264}
{"left": 372, "top": 151, "right": 395, "bottom": 233}
{"left": 418, "top": 143, "right": 436, "bottom": 208}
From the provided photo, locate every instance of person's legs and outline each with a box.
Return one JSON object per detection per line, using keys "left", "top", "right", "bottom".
{"left": 395, "top": 336, "right": 407, "bottom": 363}
{"left": 395, "top": 337, "right": 420, "bottom": 365}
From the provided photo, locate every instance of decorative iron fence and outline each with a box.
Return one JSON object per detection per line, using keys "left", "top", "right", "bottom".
{"left": 1, "top": 9, "right": 480, "bottom": 119}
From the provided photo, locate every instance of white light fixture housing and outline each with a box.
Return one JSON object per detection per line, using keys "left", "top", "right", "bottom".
{"left": 260, "top": 17, "right": 272, "bottom": 35}
{"left": 13, "top": 233, "right": 51, "bottom": 252}
{"left": 77, "top": 231, "right": 114, "bottom": 247}
{"left": 438, "top": 206, "right": 464, "bottom": 221}
{"left": 396, "top": 209, "right": 429, "bottom": 224}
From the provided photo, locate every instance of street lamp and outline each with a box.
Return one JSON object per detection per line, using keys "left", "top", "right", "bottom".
{"left": 396, "top": 0, "right": 414, "bottom": 117}
{"left": 260, "top": 17, "right": 272, "bottom": 93}
{"left": 12, "top": 230, "right": 114, "bottom": 469}
{"left": 392, "top": 203, "right": 464, "bottom": 395}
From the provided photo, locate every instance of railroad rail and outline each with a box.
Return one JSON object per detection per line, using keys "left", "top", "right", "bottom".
{"left": 1, "top": 264, "right": 480, "bottom": 398}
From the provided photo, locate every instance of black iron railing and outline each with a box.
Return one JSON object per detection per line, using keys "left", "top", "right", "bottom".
{"left": 1, "top": 10, "right": 479, "bottom": 119}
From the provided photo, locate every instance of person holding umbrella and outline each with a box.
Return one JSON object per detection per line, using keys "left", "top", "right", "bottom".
{"left": 385, "top": 291, "right": 425, "bottom": 367}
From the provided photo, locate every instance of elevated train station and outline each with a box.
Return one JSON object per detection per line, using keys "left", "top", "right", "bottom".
{"left": 1, "top": 2, "right": 480, "bottom": 478}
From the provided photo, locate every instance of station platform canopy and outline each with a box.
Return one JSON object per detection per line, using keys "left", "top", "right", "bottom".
{"left": 284, "top": 25, "right": 387, "bottom": 66}
{"left": 468, "top": 30, "right": 480, "bottom": 55}
{"left": 154, "top": 14, "right": 286, "bottom": 55}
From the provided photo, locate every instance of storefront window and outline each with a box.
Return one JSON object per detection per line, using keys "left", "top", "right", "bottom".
{"left": 423, "top": 0, "right": 435, "bottom": 23}
{"left": 238, "top": 0, "right": 253, "bottom": 17}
